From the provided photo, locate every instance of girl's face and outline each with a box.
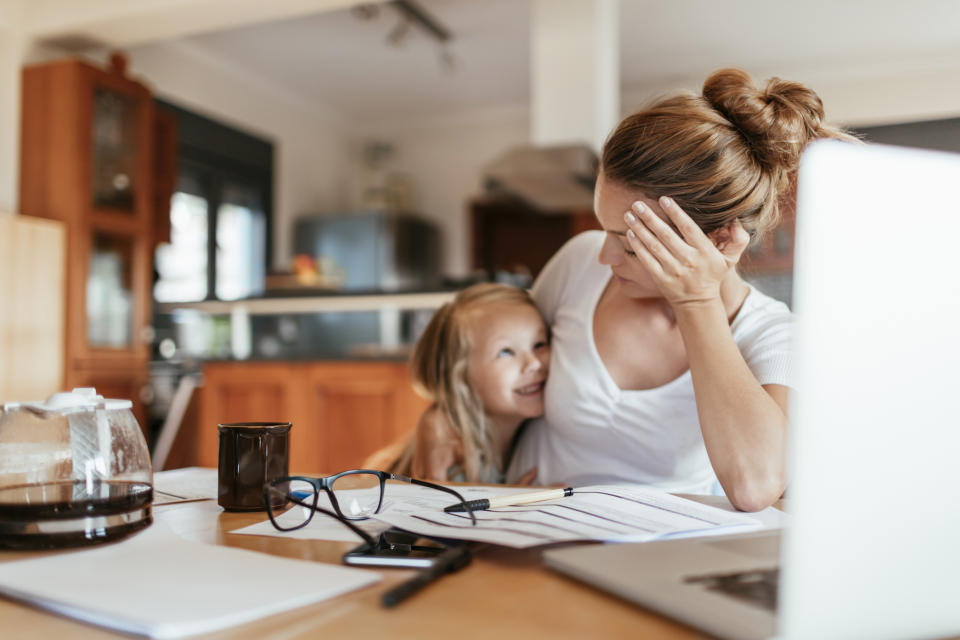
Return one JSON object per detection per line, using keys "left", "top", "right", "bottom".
{"left": 466, "top": 302, "right": 550, "bottom": 426}
{"left": 593, "top": 172, "right": 671, "bottom": 299}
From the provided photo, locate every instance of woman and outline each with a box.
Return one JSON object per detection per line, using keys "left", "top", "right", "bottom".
{"left": 417, "top": 68, "right": 854, "bottom": 511}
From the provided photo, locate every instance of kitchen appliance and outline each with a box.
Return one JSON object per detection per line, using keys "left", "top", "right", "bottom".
{"left": 0, "top": 388, "right": 153, "bottom": 549}
{"left": 483, "top": 143, "right": 598, "bottom": 212}
{"left": 286, "top": 211, "right": 441, "bottom": 358}
{"left": 292, "top": 211, "right": 440, "bottom": 292}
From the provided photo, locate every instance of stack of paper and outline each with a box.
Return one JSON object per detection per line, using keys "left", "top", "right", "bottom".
{"left": 232, "top": 484, "right": 780, "bottom": 549}
{"left": 0, "top": 522, "right": 379, "bottom": 638}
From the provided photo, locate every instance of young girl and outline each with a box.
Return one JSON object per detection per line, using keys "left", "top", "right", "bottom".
{"left": 378, "top": 283, "right": 550, "bottom": 483}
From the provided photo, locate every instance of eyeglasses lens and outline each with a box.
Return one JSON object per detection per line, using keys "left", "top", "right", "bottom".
{"left": 270, "top": 479, "right": 317, "bottom": 529}
{"left": 330, "top": 472, "right": 382, "bottom": 519}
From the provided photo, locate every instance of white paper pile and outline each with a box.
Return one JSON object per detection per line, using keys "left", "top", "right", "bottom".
{"left": 0, "top": 522, "right": 379, "bottom": 638}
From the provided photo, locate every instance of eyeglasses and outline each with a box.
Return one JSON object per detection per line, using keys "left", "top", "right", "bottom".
{"left": 262, "top": 469, "right": 477, "bottom": 535}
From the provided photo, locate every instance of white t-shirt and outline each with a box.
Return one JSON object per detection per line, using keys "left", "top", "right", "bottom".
{"left": 506, "top": 231, "right": 794, "bottom": 494}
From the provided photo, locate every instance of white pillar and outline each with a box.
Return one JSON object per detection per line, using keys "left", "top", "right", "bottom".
{"left": 530, "top": 0, "right": 620, "bottom": 152}
{"left": 0, "top": 1, "right": 26, "bottom": 213}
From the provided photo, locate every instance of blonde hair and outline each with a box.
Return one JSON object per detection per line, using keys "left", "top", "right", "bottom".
{"left": 391, "top": 283, "right": 542, "bottom": 482}
{"left": 602, "top": 68, "right": 858, "bottom": 241}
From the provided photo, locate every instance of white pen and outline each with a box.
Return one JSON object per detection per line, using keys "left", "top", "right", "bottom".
{"left": 443, "top": 487, "right": 574, "bottom": 513}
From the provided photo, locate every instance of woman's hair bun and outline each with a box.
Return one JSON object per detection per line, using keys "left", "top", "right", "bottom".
{"left": 702, "top": 68, "right": 826, "bottom": 171}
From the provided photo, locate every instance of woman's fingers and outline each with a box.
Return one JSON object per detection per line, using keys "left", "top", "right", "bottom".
{"left": 626, "top": 221, "right": 676, "bottom": 269}
{"left": 624, "top": 226, "right": 667, "bottom": 278}
{"left": 621, "top": 195, "right": 748, "bottom": 306}
{"left": 624, "top": 210, "right": 686, "bottom": 278}
{"left": 627, "top": 201, "right": 694, "bottom": 261}
{"left": 658, "top": 196, "right": 715, "bottom": 253}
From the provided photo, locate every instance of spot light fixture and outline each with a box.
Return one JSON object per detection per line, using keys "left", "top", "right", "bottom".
{"left": 352, "top": 0, "right": 456, "bottom": 71}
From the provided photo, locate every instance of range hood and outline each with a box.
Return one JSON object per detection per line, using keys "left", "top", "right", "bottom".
{"left": 483, "top": 144, "right": 598, "bottom": 213}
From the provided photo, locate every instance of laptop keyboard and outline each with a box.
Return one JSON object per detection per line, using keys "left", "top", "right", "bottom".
{"left": 684, "top": 567, "right": 779, "bottom": 612}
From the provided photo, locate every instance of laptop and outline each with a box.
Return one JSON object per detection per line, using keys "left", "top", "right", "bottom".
{"left": 543, "top": 140, "right": 960, "bottom": 640}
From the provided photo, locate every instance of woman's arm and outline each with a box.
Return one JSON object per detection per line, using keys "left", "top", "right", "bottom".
{"left": 674, "top": 297, "right": 788, "bottom": 511}
{"left": 624, "top": 197, "right": 787, "bottom": 511}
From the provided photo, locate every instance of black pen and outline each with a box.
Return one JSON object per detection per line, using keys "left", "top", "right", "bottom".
{"left": 381, "top": 545, "right": 472, "bottom": 607}
{"left": 444, "top": 487, "right": 574, "bottom": 513}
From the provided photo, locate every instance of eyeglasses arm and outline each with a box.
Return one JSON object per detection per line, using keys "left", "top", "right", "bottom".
{"left": 390, "top": 474, "right": 477, "bottom": 525}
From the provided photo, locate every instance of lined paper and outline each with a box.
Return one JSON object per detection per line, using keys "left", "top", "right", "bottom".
{"left": 375, "top": 484, "right": 764, "bottom": 548}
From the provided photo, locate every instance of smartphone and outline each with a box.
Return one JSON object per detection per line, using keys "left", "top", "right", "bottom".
{"left": 342, "top": 531, "right": 448, "bottom": 568}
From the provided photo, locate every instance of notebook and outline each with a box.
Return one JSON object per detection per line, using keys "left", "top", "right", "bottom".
{"left": 543, "top": 140, "right": 960, "bottom": 640}
{"left": 0, "top": 521, "right": 380, "bottom": 638}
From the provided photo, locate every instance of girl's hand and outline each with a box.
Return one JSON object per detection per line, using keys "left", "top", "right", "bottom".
{"left": 623, "top": 196, "right": 750, "bottom": 308}
{"left": 515, "top": 467, "right": 538, "bottom": 485}
{"left": 411, "top": 407, "right": 463, "bottom": 481}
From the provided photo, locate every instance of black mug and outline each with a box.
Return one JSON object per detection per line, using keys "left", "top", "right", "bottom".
{"left": 217, "top": 422, "right": 291, "bottom": 511}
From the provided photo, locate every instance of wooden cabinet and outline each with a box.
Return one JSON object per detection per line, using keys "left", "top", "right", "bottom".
{"left": 471, "top": 197, "right": 600, "bottom": 277}
{"left": 18, "top": 55, "right": 163, "bottom": 429}
{"left": 186, "top": 361, "right": 429, "bottom": 474}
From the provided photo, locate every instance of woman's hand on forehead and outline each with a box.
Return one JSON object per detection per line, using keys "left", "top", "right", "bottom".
{"left": 622, "top": 196, "right": 749, "bottom": 307}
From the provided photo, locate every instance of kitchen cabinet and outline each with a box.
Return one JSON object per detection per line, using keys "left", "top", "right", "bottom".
{"left": 471, "top": 197, "right": 601, "bottom": 277}
{"left": 18, "top": 54, "right": 168, "bottom": 430}
{"left": 184, "top": 361, "right": 430, "bottom": 474}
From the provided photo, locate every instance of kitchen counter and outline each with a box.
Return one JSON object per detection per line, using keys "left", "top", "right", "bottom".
{"left": 156, "top": 290, "right": 455, "bottom": 315}
{"left": 155, "top": 290, "right": 458, "bottom": 363}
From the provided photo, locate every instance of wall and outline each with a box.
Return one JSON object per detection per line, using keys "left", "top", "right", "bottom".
{"left": 353, "top": 64, "right": 960, "bottom": 279}
{"left": 3, "top": 0, "right": 357, "bottom": 222}
{"left": 620, "top": 65, "right": 960, "bottom": 129}
{"left": 352, "top": 105, "right": 528, "bottom": 277}
{"left": 85, "top": 40, "right": 531, "bottom": 279}
{"left": 115, "top": 41, "right": 351, "bottom": 270}
{"left": 6, "top": 13, "right": 960, "bottom": 278}
{"left": 13, "top": 35, "right": 354, "bottom": 272}
{"left": 0, "top": 4, "right": 24, "bottom": 213}
{"left": 0, "top": 213, "right": 65, "bottom": 402}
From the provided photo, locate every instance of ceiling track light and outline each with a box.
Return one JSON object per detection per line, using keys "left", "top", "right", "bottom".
{"left": 386, "top": 17, "right": 412, "bottom": 46}
{"left": 353, "top": 0, "right": 455, "bottom": 71}
{"left": 389, "top": 0, "right": 451, "bottom": 43}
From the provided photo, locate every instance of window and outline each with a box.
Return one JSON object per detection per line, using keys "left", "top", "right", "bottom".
{"left": 153, "top": 100, "right": 273, "bottom": 303}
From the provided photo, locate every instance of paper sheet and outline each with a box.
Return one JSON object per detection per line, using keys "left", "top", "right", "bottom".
{"left": 377, "top": 485, "right": 765, "bottom": 548}
{"left": 0, "top": 521, "right": 380, "bottom": 639}
{"left": 152, "top": 467, "right": 218, "bottom": 505}
{"left": 232, "top": 483, "right": 771, "bottom": 549}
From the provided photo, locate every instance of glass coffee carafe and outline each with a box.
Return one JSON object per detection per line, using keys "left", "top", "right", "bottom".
{"left": 0, "top": 388, "right": 153, "bottom": 549}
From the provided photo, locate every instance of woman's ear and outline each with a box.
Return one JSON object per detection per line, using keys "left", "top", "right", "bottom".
{"left": 708, "top": 220, "right": 751, "bottom": 260}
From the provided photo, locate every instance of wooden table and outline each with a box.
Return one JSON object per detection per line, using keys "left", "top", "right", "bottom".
{"left": 0, "top": 498, "right": 711, "bottom": 639}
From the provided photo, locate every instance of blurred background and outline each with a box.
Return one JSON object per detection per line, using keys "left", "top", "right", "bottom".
{"left": 3, "top": 0, "right": 959, "bottom": 473}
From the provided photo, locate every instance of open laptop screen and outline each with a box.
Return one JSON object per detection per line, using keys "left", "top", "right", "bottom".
{"left": 781, "top": 140, "right": 960, "bottom": 639}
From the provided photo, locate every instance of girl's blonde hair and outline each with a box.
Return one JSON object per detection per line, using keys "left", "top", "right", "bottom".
{"left": 602, "top": 68, "right": 858, "bottom": 242}
{"left": 391, "top": 283, "right": 542, "bottom": 481}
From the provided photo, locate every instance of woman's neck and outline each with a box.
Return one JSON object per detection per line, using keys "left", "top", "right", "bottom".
{"left": 719, "top": 270, "right": 751, "bottom": 323}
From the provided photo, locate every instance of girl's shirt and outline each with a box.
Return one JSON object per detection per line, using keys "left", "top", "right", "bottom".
{"left": 506, "top": 231, "right": 794, "bottom": 494}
